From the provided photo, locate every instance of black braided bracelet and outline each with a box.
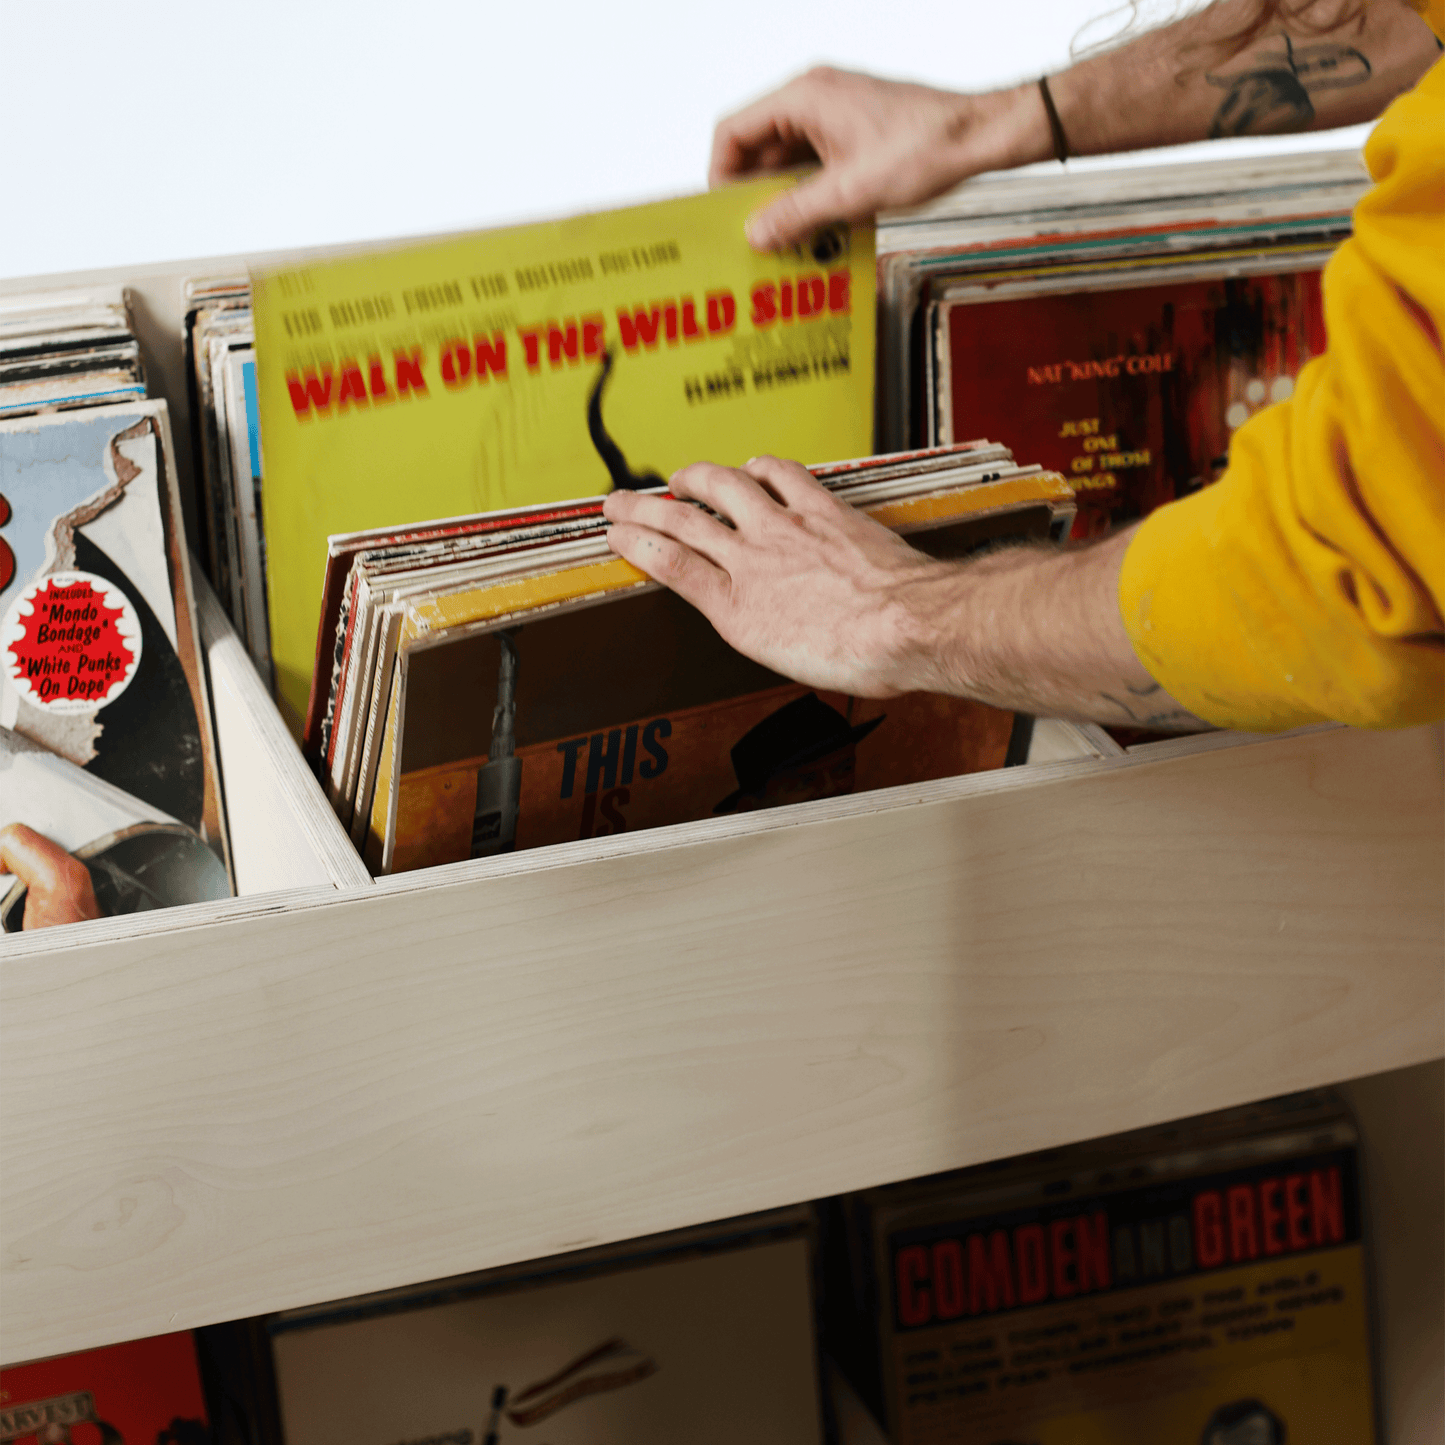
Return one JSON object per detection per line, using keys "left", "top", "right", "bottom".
{"left": 1038, "top": 75, "right": 1071, "bottom": 164}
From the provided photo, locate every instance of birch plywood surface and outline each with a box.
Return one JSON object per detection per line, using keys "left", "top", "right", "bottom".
{"left": 197, "top": 576, "right": 372, "bottom": 895}
{"left": 2, "top": 726, "right": 1441, "bottom": 1363}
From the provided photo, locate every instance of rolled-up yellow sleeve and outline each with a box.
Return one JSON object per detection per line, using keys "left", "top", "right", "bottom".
{"left": 1119, "top": 57, "right": 1445, "bottom": 732}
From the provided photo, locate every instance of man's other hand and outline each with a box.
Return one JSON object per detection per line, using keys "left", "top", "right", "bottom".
{"left": 710, "top": 67, "right": 1047, "bottom": 251}
{"left": 604, "top": 456, "right": 947, "bottom": 698}
{"left": 605, "top": 456, "right": 1205, "bottom": 731}
{"left": 0, "top": 823, "right": 102, "bottom": 930}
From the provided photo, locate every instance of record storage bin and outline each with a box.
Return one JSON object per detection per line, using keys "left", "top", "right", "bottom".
{"left": 1, "top": 196, "right": 1440, "bottom": 1439}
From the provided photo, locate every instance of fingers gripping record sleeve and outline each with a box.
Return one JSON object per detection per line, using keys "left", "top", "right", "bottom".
{"left": 250, "top": 179, "right": 877, "bottom": 719}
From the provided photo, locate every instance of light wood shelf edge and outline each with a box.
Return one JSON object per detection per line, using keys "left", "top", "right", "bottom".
{"left": 197, "top": 571, "right": 372, "bottom": 894}
{"left": 2, "top": 723, "right": 1440, "bottom": 1364}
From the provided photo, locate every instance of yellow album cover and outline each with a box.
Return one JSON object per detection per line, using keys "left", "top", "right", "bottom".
{"left": 871, "top": 1117, "right": 1376, "bottom": 1444}
{"left": 251, "top": 179, "right": 876, "bottom": 719}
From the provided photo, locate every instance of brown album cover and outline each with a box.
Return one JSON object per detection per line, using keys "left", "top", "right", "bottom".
{"left": 388, "top": 579, "right": 1026, "bottom": 874}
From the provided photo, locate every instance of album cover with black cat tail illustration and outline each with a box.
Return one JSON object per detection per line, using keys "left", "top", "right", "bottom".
{"left": 250, "top": 178, "right": 877, "bottom": 725}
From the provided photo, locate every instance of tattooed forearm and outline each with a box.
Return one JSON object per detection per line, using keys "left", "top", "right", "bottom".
{"left": 1045, "top": 0, "right": 1438, "bottom": 161}
{"left": 1207, "top": 33, "right": 1372, "bottom": 137}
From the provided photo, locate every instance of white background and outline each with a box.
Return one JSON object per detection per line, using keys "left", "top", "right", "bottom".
{"left": 2, "top": 0, "right": 1367, "bottom": 280}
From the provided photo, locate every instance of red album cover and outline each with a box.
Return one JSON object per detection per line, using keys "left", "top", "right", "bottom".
{"left": 945, "top": 270, "right": 1326, "bottom": 538}
{"left": 0, "top": 1334, "right": 208, "bottom": 1445}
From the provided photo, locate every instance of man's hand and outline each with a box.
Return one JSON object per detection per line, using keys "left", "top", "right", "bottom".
{"left": 711, "top": 68, "right": 1048, "bottom": 251}
{"left": 713, "top": 3, "right": 1440, "bottom": 253}
{"left": 0, "top": 823, "right": 102, "bottom": 930}
{"left": 604, "top": 457, "right": 1206, "bottom": 731}
{"left": 605, "top": 455, "right": 946, "bottom": 696}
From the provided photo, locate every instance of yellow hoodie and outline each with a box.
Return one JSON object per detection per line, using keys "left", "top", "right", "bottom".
{"left": 1119, "top": 0, "right": 1445, "bottom": 729}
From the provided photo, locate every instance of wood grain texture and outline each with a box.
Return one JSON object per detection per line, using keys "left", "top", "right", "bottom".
{"left": 2, "top": 725, "right": 1441, "bottom": 1364}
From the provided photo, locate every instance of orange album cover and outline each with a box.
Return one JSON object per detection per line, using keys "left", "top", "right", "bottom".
{"left": 391, "top": 681, "right": 1015, "bottom": 873}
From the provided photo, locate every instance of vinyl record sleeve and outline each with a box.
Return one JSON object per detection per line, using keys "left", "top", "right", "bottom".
{"left": 252, "top": 177, "right": 877, "bottom": 720}
{"left": 875, "top": 147, "right": 1364, "bottom": 453}
{"left": 0, "top": 401, "right": 230, "bottom": 897}
{"left": 0, "top": 1332, "right": 209, "bottom": 1445}
{"left": 938, "top": 263, "right": 1327, "bottom": 538}
{"left": 854, "top": 1095, "right": 1377, "bottom": 1445}
{"left": 270, "top": 1234, "right": 822, "bottom": 1445}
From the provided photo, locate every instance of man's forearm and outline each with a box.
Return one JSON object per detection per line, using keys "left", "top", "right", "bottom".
{"left": 898, "top": 528, "right": 1206, "bottom": 730}
{"left": 1047, "top": 0, "right": 1438, "bottom": 153}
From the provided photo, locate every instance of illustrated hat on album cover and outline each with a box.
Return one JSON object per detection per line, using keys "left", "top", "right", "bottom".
{"left": 713, "top": 692, "right": 884, "bottom": 814}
